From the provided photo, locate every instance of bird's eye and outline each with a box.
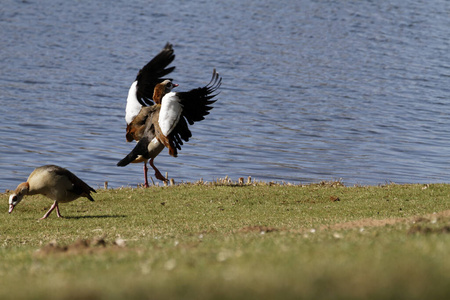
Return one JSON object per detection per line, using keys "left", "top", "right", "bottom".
{"left": 167, "top": 82, "right": 172, "bottom": 88}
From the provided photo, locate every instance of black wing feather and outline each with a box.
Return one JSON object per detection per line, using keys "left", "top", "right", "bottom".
{"left": 169, "top": 69, "right": 221, "bottom": 150}
{"left": 135, "top": 43, "right": 176, "bottom": 106}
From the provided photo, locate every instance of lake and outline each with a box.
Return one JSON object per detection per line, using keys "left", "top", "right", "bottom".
{"left": 1, "top": 0, "right": 449, "bottom": 189}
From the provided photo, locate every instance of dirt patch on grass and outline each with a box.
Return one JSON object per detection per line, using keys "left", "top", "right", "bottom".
{"left": 35, "top": 238, "right": 127, "bottom": 256}
{"left": 237, "top": 210, "right": 450, "bottom": 235}
{"left": 322, "top": 210, "right": 450, "bottom": 231}
{"left": 238, "top": 225, "right": 279, "bottom": 234}
{"left": 407, "top": 225, "right": 450, "bottom": 234}
{"left": 322, "top": 218, "right": 400, "bottom": 231}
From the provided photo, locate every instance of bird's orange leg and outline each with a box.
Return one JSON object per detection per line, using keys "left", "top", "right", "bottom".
{"left": 40, "top": 201, "right": 58, "bottom": 220}
{"left": 143, "top": 162, "right": 149, "bottom": 188}
{"left": 149, "top": 158, "right": 167, "bottom": 182}
{"left": 55, "top": 203, "right": 62, "bottom": 218}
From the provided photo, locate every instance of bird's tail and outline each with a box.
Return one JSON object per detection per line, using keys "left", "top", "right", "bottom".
{"left": 117, "top": 152, "right": 139, "bottom": 167}
{"left": 117, "top": 138, "right": 149, "bottom": 167}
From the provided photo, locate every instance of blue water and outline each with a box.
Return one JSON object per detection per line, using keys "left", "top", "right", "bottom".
{"left": 1, "top": 0, "right": 449, "bottom": 189}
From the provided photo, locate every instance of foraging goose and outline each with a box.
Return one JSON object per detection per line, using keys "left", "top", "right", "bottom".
{"left": 117, "top": 69, "right": 221, "bottom": 184}
{"left": 8, "top": 165, "right": 96, "bottom": 219}
{"left": 124, "top": 43, "right": 176, "bottom": 186}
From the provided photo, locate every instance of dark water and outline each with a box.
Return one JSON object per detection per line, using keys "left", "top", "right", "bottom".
{"left": 1, "top": 0, "right": 449, "bottom": 189}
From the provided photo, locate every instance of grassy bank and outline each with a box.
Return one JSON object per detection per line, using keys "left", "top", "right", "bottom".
{"left": 1, "top": 181, "right": 449, "bottom": 299}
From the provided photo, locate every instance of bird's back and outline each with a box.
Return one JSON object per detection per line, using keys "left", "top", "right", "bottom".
{"left": 28, "top": 165, "right": 95, "bottom": 203}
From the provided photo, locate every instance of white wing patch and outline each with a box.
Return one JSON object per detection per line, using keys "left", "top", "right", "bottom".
{"left": 159, "top": 92, "right": 182, "bottom": 136}
{"left": 125, "top": 81, "right": 142, "bottom": 124}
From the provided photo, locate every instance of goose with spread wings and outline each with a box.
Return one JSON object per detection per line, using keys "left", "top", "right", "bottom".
{"left": 118, "top": 68, "right": 221, "bottom": 186}
{"left": 122, "top": 43, "right": 176, "bottom": 187}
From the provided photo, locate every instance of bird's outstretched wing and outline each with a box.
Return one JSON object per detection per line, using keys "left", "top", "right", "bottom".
{"left": 135, "top": 43, "right": 176, "bottom": 106}
{"left": 159, "top": 69, "right": 222, "bottom": 156}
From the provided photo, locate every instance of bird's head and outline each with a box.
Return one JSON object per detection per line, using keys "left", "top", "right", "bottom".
{"left": 8, "top": 182, "right": 28, "bottom": 214}
{"left": 153, "top": 80, "right": 178, "bottom": 104}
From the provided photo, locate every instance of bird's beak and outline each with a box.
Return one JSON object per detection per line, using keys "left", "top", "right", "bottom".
{"left": 173, "top": 83, "right": 179, "bottom": 87}
{"left": 8, "top": 204, "right": 15, "bottom": 214}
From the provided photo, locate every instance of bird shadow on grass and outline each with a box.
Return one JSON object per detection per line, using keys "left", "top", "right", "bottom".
{"left": 63, "top": 215, "right": 127, "bottom": 220}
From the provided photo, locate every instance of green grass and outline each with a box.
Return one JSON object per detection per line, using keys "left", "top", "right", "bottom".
{"left": 1, "top": 182, "right": 449, "bottom": 300}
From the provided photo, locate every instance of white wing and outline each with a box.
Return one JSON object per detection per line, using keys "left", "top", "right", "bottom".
{"left": 125, "top": 81, "right": 142, "bottom": 124}
{"left": 159, "top": 92, "right": 182, "bottom": 136}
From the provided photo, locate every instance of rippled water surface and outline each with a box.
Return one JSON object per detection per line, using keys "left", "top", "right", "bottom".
{"left": 1, "top": 0, "right": 449, "bottom": 189}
